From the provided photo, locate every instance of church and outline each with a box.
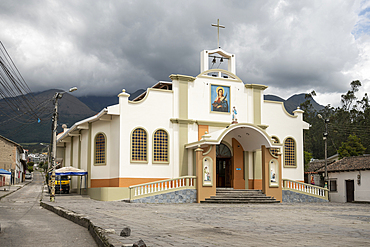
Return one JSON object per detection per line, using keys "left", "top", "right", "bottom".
{"left": 56, "top": 43, "right": 324, "bottom": 202}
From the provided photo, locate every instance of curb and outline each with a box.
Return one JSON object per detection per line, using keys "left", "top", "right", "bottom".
{"left": 40, "top": 201, "right": 111, "bottom": 247}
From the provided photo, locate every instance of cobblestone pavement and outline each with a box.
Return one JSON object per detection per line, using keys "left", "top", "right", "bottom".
{"left": 41, "top": 192, "right": 370, "bottom": 247}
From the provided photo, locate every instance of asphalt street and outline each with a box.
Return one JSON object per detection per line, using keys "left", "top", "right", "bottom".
{"left": 0, "top": 172, "right": 97, "bottom": 247}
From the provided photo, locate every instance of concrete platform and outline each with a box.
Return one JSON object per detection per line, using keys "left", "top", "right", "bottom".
{"left": 40, "top": 190, "right": 370, "bottom": 246}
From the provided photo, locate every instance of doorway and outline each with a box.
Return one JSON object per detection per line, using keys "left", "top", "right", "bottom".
{"left": 216, "top": 143, "right": 232, "bottom": 188}
{"left": 346, "top": 180, "right": 354, "bottom": 202}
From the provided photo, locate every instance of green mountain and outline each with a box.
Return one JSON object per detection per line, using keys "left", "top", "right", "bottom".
{"left": 0, "top": 89, "right": 96, "bottom": 144}
{"left": 0, "top": 89, "right": 323, "bottom": 148}
{"left": 264, "top": 93, "right": 324, "bottom": 114}
{"left": 77, "top": 89, "right": 145, "bottom": 112}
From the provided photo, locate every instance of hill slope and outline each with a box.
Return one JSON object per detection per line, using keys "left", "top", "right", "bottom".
{"left": 0, "top": 89, "right": 96, "bottom": 143}
{"left": 77, "top": 89, "right": 145, "bottom": 112}
{"left": 264, "top": 93, "right": 324, "bottom": 113}
{"left": 0, "top": 89, "right": 324, "bottom": 144}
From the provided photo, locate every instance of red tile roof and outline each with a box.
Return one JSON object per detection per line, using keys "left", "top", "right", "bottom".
{"left": 317, "top": 155, "right": 370, "bottom": 173}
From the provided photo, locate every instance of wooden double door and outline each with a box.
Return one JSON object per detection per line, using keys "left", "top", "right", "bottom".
{"left": 216, "top": 158, "right": 232, "bottom": 187}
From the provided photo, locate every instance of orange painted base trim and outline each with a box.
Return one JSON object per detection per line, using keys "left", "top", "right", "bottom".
{"left": 248, "top": 179, "right": 262, "bottom": 190}
{"left": 90, "top": 177, "right": 169, "bottom": 188}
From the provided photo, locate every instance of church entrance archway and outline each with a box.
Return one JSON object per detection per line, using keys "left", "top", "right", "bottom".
{"left": 216, "top": 143, "right": 232, "bottom": 188}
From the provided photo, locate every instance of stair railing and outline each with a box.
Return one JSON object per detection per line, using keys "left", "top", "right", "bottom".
{"left": 129, "top": 176, "right": 196, "bottom": 201}
{"left": 283, "top": 179, "right": 329, "bottom": 200}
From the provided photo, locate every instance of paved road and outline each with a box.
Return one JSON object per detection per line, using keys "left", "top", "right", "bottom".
{"left": 0, "top": 172, "right": 97, "bottom": 247}
{"left": 42, "top": 191, "right": 370, "bottom": 246}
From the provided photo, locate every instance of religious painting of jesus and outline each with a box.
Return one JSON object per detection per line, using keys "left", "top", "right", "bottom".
{"left": 210, "top": 84, "right": 230, "bottom": 113}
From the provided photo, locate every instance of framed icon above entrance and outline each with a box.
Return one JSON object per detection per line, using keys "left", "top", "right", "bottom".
{"left": 211, "top": 84, "right": 230, "bottom": 113}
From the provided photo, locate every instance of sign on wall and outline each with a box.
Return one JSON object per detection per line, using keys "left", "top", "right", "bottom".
{"left": 211, "top": 84, "right": 230, "bottom": 113}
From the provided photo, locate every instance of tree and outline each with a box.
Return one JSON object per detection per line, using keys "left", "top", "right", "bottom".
{"left": 301, "top": 80, "right": 370, "bottom": 160}
{"left": 304, "top": 151, "right": 313, "bottom": 172}
{"left": 338, "top": 134, "right": 366, "bottom": 159}
{"left": 42, "top": 162, "right": 48, "bottom": 172}
{"left": 27, "top": 166, "right": 34, "bottom": 173}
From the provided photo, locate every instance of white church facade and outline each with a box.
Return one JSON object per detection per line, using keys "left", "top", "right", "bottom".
{"left": 56, "top": 48, "right": 315, "bottom": 202}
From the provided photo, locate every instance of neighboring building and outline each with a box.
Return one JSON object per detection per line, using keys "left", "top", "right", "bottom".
{"left": 0, "top": 135, "right": 27, "bottom": 184}
{"left": 317, "top": 155, "right": 370, "bottom": 202}
{"left": 57, "top": 47, "right": 310, "bottom": 201}
{"left": 305, "top": 154, "right": 339, "bottom": 187}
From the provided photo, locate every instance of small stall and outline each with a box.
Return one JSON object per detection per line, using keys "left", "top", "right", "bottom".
{"left": 0, "top": 168, "right": 11, "bottom": 188}
{"left": 53, "top": 166, "right": 88, "bottom": 194}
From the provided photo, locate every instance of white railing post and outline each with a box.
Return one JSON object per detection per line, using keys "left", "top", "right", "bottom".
{"left": 128, "top": 176, "right": 197, "bottom": 200}
{"left": 282, "top": 179, "right": 329, "bottom": 200}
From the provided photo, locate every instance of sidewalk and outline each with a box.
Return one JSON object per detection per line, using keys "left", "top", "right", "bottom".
{"left": 40, "top": 189, "right": 370, "bottom": 247}
{"left": 0, "top": 180, "right": 31, "bottom": 200}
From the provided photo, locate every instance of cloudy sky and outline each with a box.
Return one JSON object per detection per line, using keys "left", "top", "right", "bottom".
{"left": 1, "top": 0, "right": 369, "bottom": 106}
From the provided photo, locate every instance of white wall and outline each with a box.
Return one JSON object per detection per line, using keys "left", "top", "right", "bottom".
{"left": 119, "top": 89, "right": 174, "bottom": 179}
{"left": 262, "top": 101, "right": 306, "bottom": 182}
{"left": 329, "top": 170, "right": 370, "bottom": 202}
{"left": 91, "top": 119, "right": 111, "bottom": 179}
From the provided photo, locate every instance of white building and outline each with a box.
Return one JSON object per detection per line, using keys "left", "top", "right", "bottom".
{"left": 57, "top": 47, "right": 311, "bottom": 202}
{"left": 321, "top": 155, "right": 370, "bottom": 203}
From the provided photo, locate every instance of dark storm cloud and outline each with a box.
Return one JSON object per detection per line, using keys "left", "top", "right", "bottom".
{"left": 0, "top": 0, "right": 368, "bottom": 102}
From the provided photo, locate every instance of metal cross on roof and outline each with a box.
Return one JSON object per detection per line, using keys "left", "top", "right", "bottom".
{"left": 211, "top": 19, "right": 225, "bottom": 48}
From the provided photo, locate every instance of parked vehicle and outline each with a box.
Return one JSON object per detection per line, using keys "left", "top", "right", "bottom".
{"left": 25, "top": 172, "right": 32, "bottom": 179}
{"left": 48, "top": 175, "right": 70, "bottom": 194}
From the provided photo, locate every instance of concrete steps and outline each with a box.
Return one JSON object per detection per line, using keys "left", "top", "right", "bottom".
{"left": 201, "top": 188, "right": 279, "bottom": 203}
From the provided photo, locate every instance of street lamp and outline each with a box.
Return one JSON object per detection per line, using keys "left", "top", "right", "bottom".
{"left": 50, "top": 87, "right": 77, "bottom": 202}
{"left": 318, "top": 114, "right": 329, "bottom": 189}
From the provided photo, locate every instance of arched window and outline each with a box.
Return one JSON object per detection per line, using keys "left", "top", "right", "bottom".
{"left": 153, "top": 129, "right": 169, "bottom": 163}
{"left": 131, "top": 128, "right": 147, "bottom": 162}
{"left": 216, "top": 143, "right": 232, "bottom": 158}
{"left": 284, "top": 138, "right": 296, "bottom": 167}
{"left": 95, "top": 133, "right": 106, "bottom": 165}
{"left": 270, "top": 136, "right": 280, "bottom": 157}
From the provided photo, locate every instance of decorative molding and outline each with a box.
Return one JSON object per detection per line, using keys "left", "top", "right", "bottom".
{"left": 169, "top": 74, "right": 196, "bottom": 82}
{"left": 170, "top": 118, "right": 196, "bottom": 124}
{"left": 257, "top": 124, "right": 269, "bottom": 130}
{"left": 245, "top": 84, "right": 268, "bottom": 90}
{"left": 202, "top": 145, "right": 212, "bottom": 156}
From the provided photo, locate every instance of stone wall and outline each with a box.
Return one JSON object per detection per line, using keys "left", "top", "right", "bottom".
{"left": 0, "top": 137, "right": 16, "bottom": 170}
{"left": 282, "top": 190, "right": 329, "bottom": 203}
{"left": 131, "top": 189, "right": 197, "bottom": 203}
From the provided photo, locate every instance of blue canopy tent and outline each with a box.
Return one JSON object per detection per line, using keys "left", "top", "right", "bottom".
{"left": 51, "top": 166, "right": 88, "bottom": 194}
{"left": 0, "top": 169, "right": 11, "bottom": 189}
{"left": 0, "top": 169, "right": 11, "bottom": 175}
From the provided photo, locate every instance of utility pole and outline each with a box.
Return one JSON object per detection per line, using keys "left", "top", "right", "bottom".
{"left": 50, "top": 87, "right": 77, "bottom": 202}
{"left": 50, "top": 93, "right": 59, "bottom": 202}
{"left": 323, "top": 118, "right": 329, "bottom": 188}
{"left": 318, "top": 114, "right": 329, "bottom": 189}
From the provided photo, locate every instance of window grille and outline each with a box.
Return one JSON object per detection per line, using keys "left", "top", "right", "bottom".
{"left": 270, "top": 136, "right": 280, "bottom": 157}
{"left": 153, "top": 130, "right": 168, "bottom": 162}
{"left": 330, "top": 180, "right": 337, "bottom": 192}
{"left": 132, "top": 128, "right": 147, "bottom": 161}
{"left": 284, "top": 138, "right": 295, "bottom": 166}
{"left": 95, "top": 133, "right": 106, "bottom": 164}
